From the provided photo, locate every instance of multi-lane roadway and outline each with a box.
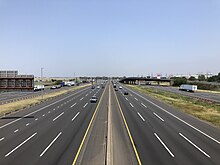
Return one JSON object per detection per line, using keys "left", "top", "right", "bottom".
{"left": 142, "top": 85, "right": 220, "bottom": 103}
{"left": 0, "top": 81, "right": 219, "bottom": 165}
{"left": 0, "top": 85, "right": 86, "bottom": 105}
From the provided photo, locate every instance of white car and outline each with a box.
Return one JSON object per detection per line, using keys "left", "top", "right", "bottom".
{"left": 119, "top": 86, "right": 122, "bottom": 89}
{"left": 97, "top": 86, "right": 100, "bottom": 89}
{"left": 50, "top": 86, "right": 57, "bottom": 89}
{"left": 90, "top": 96, "right": 98, "bottom": 103}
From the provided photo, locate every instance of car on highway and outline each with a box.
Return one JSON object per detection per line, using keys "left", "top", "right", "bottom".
{"left": 90, "top": 96, "right": 98, "bottom": 103}
{"left": 91, "top": 86, "right": 95, "bottom": 89}
{"left": 115, "top": 88, "right": 118, "bottom": 91}
{"left": 50, "top": 85, "right": 62, "bottom": 89}
{"left": 124, "top": 91, "right": 129, "bottom": 95}
{"left": 50, "top": 86, "right": 57, "bottom": 89}
{"left": 97, "top": 85, "right": 100, "bottom": 89}
{"left": 119, "top": 86, "right": 122, "bottom": 89}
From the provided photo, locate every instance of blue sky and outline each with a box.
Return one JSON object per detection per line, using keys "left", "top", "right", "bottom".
{"left": 0, "top": 0, "right": 219, "bottom": 77}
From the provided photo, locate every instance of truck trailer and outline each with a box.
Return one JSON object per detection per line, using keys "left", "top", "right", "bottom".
{"left": 179, "top": 84, "right": 197, "bottom": 92}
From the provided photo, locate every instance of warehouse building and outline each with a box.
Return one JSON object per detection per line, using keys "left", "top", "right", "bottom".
{"left": 0, "top": 71, "right": 34, "bottom": 92}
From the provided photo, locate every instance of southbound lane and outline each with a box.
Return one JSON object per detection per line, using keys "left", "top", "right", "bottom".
{"left": 114, "top": 83, "right": 220, "bottom": 165}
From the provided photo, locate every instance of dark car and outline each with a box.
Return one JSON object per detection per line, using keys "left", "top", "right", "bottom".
{"left": 124, "top": 91, "right": 129, "bottom": 95}
{"left": 91, "top": 86, "right": 95, "bottom": 89}
{"left": 115, "top": 88, "right": 118, "bottom": 91}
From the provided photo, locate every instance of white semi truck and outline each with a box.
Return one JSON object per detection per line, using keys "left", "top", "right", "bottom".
{"left": 179, "top": 84, "right": 197, "bottom": 92}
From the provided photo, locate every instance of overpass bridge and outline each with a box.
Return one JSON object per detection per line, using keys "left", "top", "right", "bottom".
{"left": 119, "top": 77, "right": 173, "bottom": 86}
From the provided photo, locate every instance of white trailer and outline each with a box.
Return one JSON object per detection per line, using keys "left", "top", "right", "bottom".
{"left": 65, "top": 81, "right": 75, "bottom": 86}
{"left": 34, "top": 85, "right": 45, "bottom": 91}
{"left": 179, "top": 84, "right": 197, "bottom": 92}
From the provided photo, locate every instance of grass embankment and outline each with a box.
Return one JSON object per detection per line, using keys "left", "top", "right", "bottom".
{"left": 128, "top": 85, "right": 220, "bottom": 127}
{"left": 0, "top": 84, "right": 90, "bottom": 117}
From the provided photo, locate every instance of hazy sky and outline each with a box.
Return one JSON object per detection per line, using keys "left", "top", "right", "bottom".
{"left": 0, "top": 0, "right": 219, "bottom": 77}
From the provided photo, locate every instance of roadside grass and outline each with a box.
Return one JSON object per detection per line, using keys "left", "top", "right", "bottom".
{"left": 0, "top": 84, "right": 90, "bottom": 117}
{"left": 127, "top": 85, "right": 220, "bottom": 127}
{"left": 197, "top": 89, "right": 220, "bottom": 94}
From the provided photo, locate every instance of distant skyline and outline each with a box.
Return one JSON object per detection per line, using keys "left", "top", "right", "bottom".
{"left": 0, "top": 0, "right": 220, "bottom": 77}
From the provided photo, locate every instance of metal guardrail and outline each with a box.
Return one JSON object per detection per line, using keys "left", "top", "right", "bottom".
{"left": 147, "top": 86, "right": 220, "bottom": 104}
{"left": 0, "top": 92, "right": 44, "bottom": 105}
{"left": 0, "top": 84, "right": 89, "bottom": 105}
{"left": 177, "top": 92, "right": 220, "bottom": 104}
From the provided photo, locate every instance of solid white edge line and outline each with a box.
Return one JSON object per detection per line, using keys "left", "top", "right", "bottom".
{"left": 179, "top": 133, "right": 211, "bottom": 158}
{"left": 72, "top": 112, "right": 80, "bottom": 121}
{"left": 124, "top": 86, "right": 220, "bottom": 145}
{"left": 40, "top": 132, "right": 62, "bottom": 157}
{"left": 153, "top": 112, "right": 164, "bottom": 122}
{"left": 154, "top": 133, "right": 174, "bottom": 157}
{"left": 53, "top": 112, "right": 64, "bottom": 121}
{"left": 0, "top": 87, "right": 89, "bottom": 129}
{"left": 83, "top": 103, "right": 88, "bottom": 108}
{"left": 71, "top": 103, "right": 77, "bottom": 108}
{"left": 5, "top": 132, "right": 37, "bottom": 157}
{"left": 129, "top": 103, "right": 134, "bottom": 108}
{"left": 137, "top": 112, "right": 145, "bottom": 121}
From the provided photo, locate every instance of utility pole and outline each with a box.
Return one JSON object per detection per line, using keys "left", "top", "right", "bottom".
{"left": 74, "top": 72, "right": 76, "bottom": 85}
{"left": 41, "top": 67, "right": 43, "bottom": 99}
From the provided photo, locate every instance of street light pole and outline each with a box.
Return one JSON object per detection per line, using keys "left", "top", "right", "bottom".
{"left": 41, "top": 67, "right": 43, "bottom": 99}
{"left": 74, "top": 72, "right": 76, "bottom": 85}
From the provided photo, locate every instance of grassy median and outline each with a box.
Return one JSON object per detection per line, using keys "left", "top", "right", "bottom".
{"left": 0, "top": 84, "right": 90, "bottom": 117}
{"left": 127, "top": 85, "right": 220, "bottom": 127}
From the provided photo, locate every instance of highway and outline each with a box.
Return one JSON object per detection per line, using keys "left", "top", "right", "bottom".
{"left": 116, "top": 83, "right": 220, "bottom": 165}
{"left": 0, "top": 85, "right": 86, "bottom": 105}
{"left": 142, "top": 85, "right": 220, "bottom": 103}
{"left": 0, "top": 84, "right": 105, "bottom": 165}
{"left": 0, "top": 81, "right": 219, "bottom": 165}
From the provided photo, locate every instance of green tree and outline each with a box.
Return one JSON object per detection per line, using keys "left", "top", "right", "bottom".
{"left": 189, "top": 76, "right": 196, "bottom": 81}
{"left": 207, "top": 73, "right": 220, "bottom": 82}
{"left": 171, "top": 77, "right": 187, "bottom": 86}
{"left": 198, "top": 75, "right": 206, "bottom": 81}
{"left": 55, "top": 80, "right": 62, "bottom": 85}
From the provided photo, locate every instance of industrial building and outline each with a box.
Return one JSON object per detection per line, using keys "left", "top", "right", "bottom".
{"left": 0, "top": 71, "right": 34, "bottom": 92}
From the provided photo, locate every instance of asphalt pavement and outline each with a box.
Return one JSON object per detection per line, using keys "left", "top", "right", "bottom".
{"left": 116, "top": 83, "right": 220, "bottom": 165}
{"left": 142, "top": 85, "right": 220, "bottom": 103}
{"left": 0, "top": 85, "right": 103, "bottom": 165}
{"left": 0, "top": 81, "right": 219, "bottom": 165}
{"left": 0, "top": 85, "right": 85, "bottom": 105}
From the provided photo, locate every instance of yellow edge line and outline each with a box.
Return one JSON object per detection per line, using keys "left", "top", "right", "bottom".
{"left": 113, "top": 86, "right": 142, "bottom": 165}
{"left": 72, "top": 84, "right": 107, "bottom": 165}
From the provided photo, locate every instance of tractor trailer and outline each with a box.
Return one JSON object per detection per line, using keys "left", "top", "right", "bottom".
{"left": 179, "top": 84, "right": 197, "bottom": 92}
